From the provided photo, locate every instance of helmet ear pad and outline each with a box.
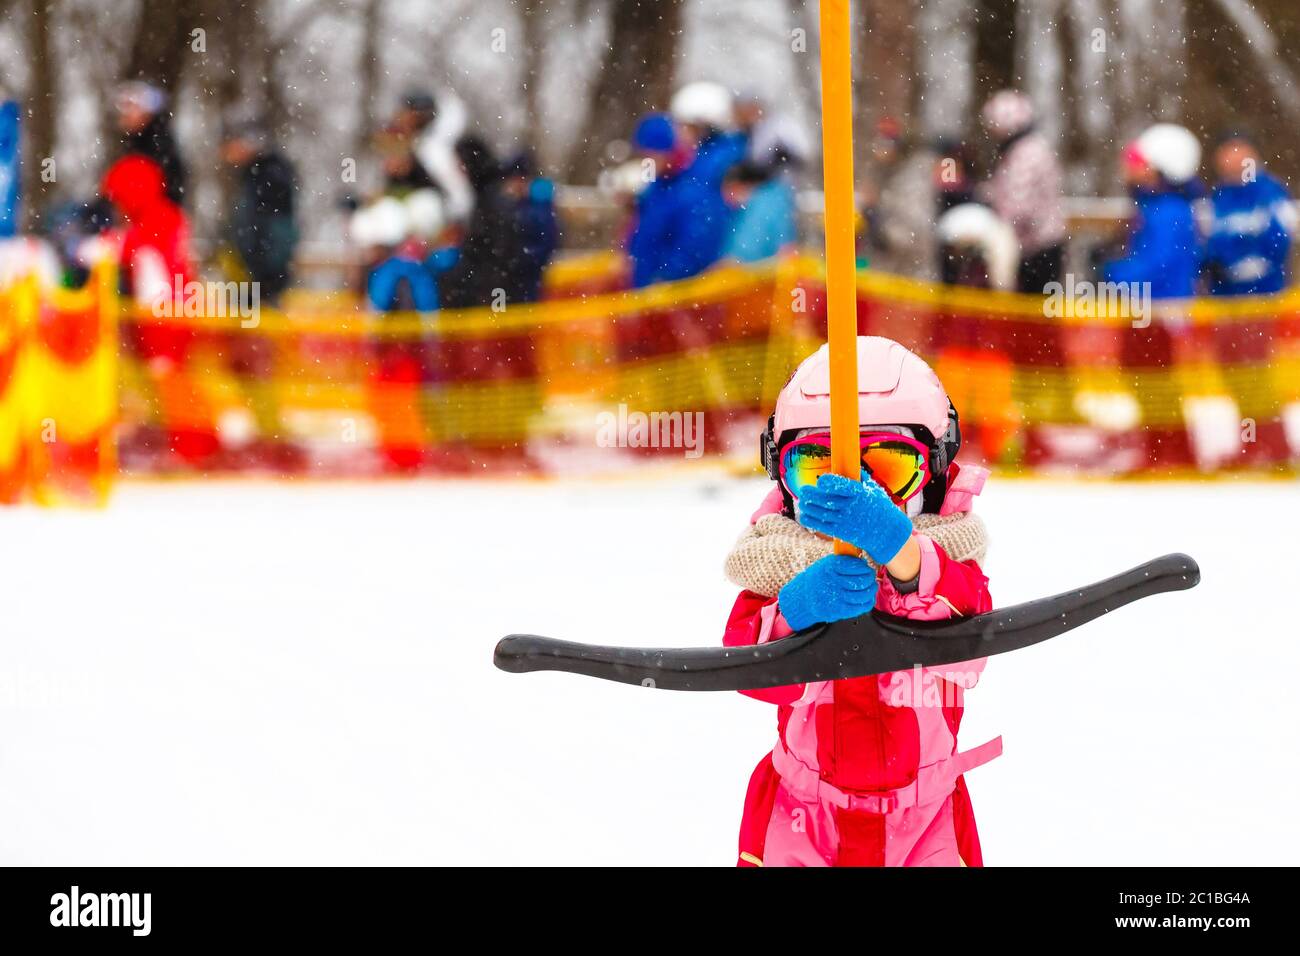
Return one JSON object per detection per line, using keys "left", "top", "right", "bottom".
{"left": 920, "top": 401, "right": 962, "bottom": 515}
{"left": 759, "top": 415, "right": 798, "bottom": 517}
{"left": 760, "top": 415, "right": 781, "bottom": 482}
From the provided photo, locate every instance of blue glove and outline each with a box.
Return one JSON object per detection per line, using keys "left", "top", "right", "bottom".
{"left": 778, "top": 554, "right": 879, "bottom": 631}
{"left": 796, "top": 473, "right": 913, "bottom": 565}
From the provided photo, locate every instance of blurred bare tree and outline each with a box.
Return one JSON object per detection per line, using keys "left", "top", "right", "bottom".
{"left": 1185, "top": 0, "right": 1300, "bottom": 171}
{"left": 518, "top": 0, "right": 548, "bottom": 166}
{"left": 973, "top": 0, "right": 1017, "bottom": 96}
{"left": 21, "top": 0, "right": 57, "bottom": 228}
{"left": 567, "top": 0, "right": 685, "bottom": 183}
{"left": 354, "top": 0, "right": 385, "bottom": 160}
{"left": 856, "top": 0, "right": 917, "bottom": 172}
{"left": 123, "top": 0, "right": 203, "bottom": 90}
{"left": 3, "top": 0, "right": 1300, "bottom": 244}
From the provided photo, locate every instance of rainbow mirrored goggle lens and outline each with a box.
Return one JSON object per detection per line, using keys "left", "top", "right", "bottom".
{"left": 779, "top": 432, "right": 932, "bottom": 503}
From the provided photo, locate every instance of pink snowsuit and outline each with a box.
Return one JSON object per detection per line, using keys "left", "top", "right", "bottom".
{"left": 725, "top": 463, "right": 1001, "bottom": 867}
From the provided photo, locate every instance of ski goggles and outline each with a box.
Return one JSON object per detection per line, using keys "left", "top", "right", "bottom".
{"left": 779, "top": 432, "right": 932, "bottom": 503}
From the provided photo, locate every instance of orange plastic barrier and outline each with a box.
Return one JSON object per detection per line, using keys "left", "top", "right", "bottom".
{"left": 0, "top": 266, "right": 116, "bottom": 504}
{"left": 3, "top": 254, "right": 1298, "bottom": 502}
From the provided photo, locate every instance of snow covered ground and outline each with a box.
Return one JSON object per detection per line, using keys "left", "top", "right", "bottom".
{"left": 1, "top": 474, "right": 1296, "bottom": 865}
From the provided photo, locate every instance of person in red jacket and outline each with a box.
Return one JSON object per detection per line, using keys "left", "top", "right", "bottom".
{"left": 101, "top": 154, "right": 216, "bottom": 464}
{"left": 101, "top": 153, "right": 193, "bottom": 309}
{"left": 723, "top": 336, "right": 1000, "bottom": 866}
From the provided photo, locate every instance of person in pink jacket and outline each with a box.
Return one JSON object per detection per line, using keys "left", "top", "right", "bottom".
{"left": 723, "top": 336, "right": 1001, "bottom": 866}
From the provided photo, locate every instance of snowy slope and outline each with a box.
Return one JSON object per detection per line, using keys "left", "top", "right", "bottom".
{"left": 0, "top": 476, "right": 1295, "bottom": 865}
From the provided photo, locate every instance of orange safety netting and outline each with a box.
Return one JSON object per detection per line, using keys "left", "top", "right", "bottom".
{"left": 2, "top": 253, "right": 1299, "bottom": 504}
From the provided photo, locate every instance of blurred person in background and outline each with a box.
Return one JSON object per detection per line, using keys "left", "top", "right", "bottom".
{"left": 102, "top": 153, "right": 219, "bottom": 465}
{"left": 220, "top": 120, "right": 299, "bottom": 306}
{"left": 1066, "top": 126, "right": 1203, "bottom": 445}
{"left": 115, "top": 81, "right": 187, "bottom": 207}
{"left": 928, "top": 133, "right": 1025, "bottom": 464}
{"left": 375, "top": 122, "right": 440, "bottom": 198}
{"left": 1103, "top": 124, "right": 1231, "bottom": 468}
{"left": 931, "top": 201, "right": 1023, "bottom": 463}
{"left": 722, "top": 104, "right": 811, "bottom": 264}
{"left": 392, "top": 88, "right": 475, "bottom": 226}
{"left": 670, "top": 81, "right": 742, "bottom": 268}
{"left": 369, "top": 123, "right": 458, "bottom": 308}
{"left": 41, "top": 199, "right": 112, "bottom": 289}
{"left": 351, "top": 189, "right": 450, "bottom": 312}
{"left": 932, "top": 138, "right": 977, "bottom": 214}
{"left": 625, "top": 113, "right": 725, "bottom": 287}
{"left": 351, "top": 126, "right": 454, "bottom": 312}
{"left": 980, "top": 90, "right": 1066, "bottom": 293}
{"left": 439, "top": 135, "right": 533, "bottom": 308}
{"left": 935, "top": 203, "right": 1019, "bottom": 291}
{"left": 722, "top": 160, "right": 797, "bottom": 262}
{"left": 1103, "top": 123, "right": 1203, "bottom": 299}
{"left": 348, "top": 124, "right": 446, "bottom": 312}
{"left": 931, "top": 137, "right": 979, "bottom": 284}
{"left": 747, "top": 111, "right": 812, "bottom": 173}
{"left": 671, "top": 81, "right": 745, "bottom": 190}
{"left": 721, "top": 120, "right": 806, "bottom": 263}
{"left": 1203, "top": 130, "right": 1295, "bottom": 297}
{"left": 861, "top": 117, "right": 936, "bottom": 278}
{"left": 1074, "top": 127, "right": 1202, "bottom": 443}
{"left": 501, "top": 151, "right": 559, "bottom": 302}
{"left": 1202, "top": 131, "right": 1296, "bottom": 463}
{"left": 100, "top": 154, "right": 192, "bottom": 307}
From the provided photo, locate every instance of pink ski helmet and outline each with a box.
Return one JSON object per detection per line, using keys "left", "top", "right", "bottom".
{"left": 761, "top": 336, "right": 961, "bottom": 513}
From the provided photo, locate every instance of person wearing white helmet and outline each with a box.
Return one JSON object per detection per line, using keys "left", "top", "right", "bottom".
{"left": 1102, "top": 123, "right": 1203, "bottom": 300}
{"left": 670, "top": 81, "right": 736, "bottom": 137}
{"left": 1129, "top": 123, "right": 1203, "bottom": 187}
{"left": 979, "top": 90, "right": 1066, "bottom": 293}
{"left": 670, "top": 80, "right": 746, "bottom": 189}
{"left": 627, "top": 83, "right": 745, "bottom": 284}
{"left": 1101, "top": 123, "right": 1213, "bottom": 467}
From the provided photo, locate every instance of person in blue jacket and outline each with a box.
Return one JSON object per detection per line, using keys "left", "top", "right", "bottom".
{"left": 671, "top": 83, "right": 744, "bottom": 271}
{"left": 687, "top": 126, "right": 746, "bottom": 193}
{"left": 1103, "top": 123, "right": 1203, "bottom": 300}
{"left": 1203, "top": 131, "right": 1295, "bottom": 296}
{"left": 626, "top": 114, "right": 728, "bottom": 288}
{"left": 722, "top": 159, "right": 798, "bottom": 263}
{"left": 671, "top": 81, "right": 746, "bottom": 190}
{"left": 502, "top": 152, "right": 560, "bottom": 302}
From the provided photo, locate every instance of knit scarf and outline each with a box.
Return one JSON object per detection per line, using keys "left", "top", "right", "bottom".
{"left": 724, "top": 510, "right": 989, "bottom": 599}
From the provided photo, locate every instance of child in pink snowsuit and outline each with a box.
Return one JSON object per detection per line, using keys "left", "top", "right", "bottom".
{"left": 723, "top": 336, "right": 1001, "bottom": 867}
